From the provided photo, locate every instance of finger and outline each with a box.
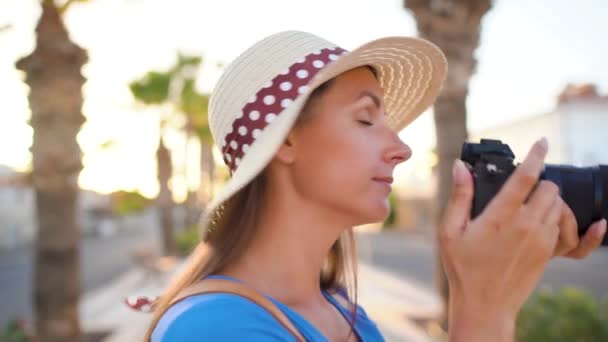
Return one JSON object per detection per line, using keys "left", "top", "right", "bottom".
{"left": 565, "top": 219, "right": 607, "bottom": 259}
{"left": 553, "top": 203, "right": 579, "bottom": 257}
{"left": 527, "top": 180, "right": 560, "bottom": 222}
{"left": 440, "top": 159, "right": 474, "bottom": 239}
{"left": 483, "top": 138, "right": 548, "bottom": 225}
{"left": 539, "top": 198, "right": 561, "bottom": 254}
{"left": 543, "top": 197, "right": 562, "bottom": 227}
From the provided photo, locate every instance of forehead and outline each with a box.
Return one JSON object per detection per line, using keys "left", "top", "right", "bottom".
{"left": 323, "top": 67, "right": 384, "bottom": 104}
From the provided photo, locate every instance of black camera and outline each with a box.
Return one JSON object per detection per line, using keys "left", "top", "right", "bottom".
{"left": 461, "top": 139, "right": 608, "bottom": 246}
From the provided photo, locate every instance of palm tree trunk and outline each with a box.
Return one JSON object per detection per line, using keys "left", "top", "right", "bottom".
{"left": 183, "top": 133, "right": 200, "bottom": 227}
{"left": 200, "top": 141, "right": 215, "bottom": 204}
{"left": 157, "top": 136, "right": 176, "bottom": 256}
{"left": 404, "top": 0, "right": 491, "bottom": 329}
{"left": 15, "top": 2, "right": 87, "bottom": 340}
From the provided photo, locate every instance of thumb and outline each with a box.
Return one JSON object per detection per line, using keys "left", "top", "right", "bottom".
{"left": 441, "top": 159, "right": 474, "bottom": 238}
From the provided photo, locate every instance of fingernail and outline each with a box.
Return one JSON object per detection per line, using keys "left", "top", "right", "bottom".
{"left": 538, "top": 137, "right": 548, "bottom": 153}
{"left": 596, "top": 219, "right": 607, "bottom": 238}
{"left": 452, "top": 159, "right": 467, "bottom": 185}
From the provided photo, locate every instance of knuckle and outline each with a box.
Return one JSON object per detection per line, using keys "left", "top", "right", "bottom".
{"left": 564, "top": 237, "right": 579, "bottom": 251}
{"left": 479, "top": 211, "right": 501, "bottom": 228}
{"left": 517, "top": 169, "right": 538, "bottom": 189}
{"left": 554, "top": 246, "right": 568, "bottom": 257}
{"left": 539, "top": 181, "right": 559, "bottom": 198}
{"left": 554, "top": 198, "right": 565, "bottom": 212}
{"left": 564, "top": 243, "right": 578, "bottom": 253}
{"left": 548, "top": 182, "right": 560, "bottom": 195}
{"left": 452, "top": 187, "right": 472, "bottom": 201}
{"left": 499, "top": 185, "right": 517, "bottom": 199}
{"left": 568, "top": 250, "right": 586, "bottom": 259}
{"left": 538, "top": 180, "right": 555, "bottom": 191}
{"left": 548, "top": 206, "right": 562, "bottom": 225}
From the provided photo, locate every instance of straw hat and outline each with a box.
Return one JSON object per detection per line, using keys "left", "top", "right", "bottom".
{"left": 204, "top": 30, "right": 447, "bottom": 232}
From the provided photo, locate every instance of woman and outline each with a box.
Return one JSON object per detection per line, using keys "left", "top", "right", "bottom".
{"left": 147, "top": 31, "right": 606, "bottom": 341}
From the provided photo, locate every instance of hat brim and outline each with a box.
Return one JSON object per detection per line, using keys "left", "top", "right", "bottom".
{"left": 202, "top": 36, "right": 447, "bottom": 233}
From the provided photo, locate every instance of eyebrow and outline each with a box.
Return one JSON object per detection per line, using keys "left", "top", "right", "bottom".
{"left": 357, "top": 90, "right": 388, "bottom": 116}
{"left": 358, "top": 90, "right": 381, "bottom": 108}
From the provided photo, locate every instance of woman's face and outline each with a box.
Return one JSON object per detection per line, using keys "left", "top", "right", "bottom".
{"left": 286, "top": 66, "right": 412, "bottom": 225}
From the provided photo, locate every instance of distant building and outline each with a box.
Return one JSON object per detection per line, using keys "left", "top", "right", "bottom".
{"left": 0, "top": 166, "right": 35, "bottom": 249}
{"left": 0, "top": 166, "right": 116, "bottom": 249}
{"left": 472, "top": 83, "right": 608, "bottom": 166}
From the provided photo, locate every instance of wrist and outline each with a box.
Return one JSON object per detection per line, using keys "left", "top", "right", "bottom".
{"left": 448, "top": 299, "right": 517, "bottom": 342}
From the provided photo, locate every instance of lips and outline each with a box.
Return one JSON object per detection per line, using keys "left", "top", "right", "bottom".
{"left": 372, "top": 176, "right": 393, "bottom": 184}
{"left": 372, "top": 176, "right": 393, "bottom": 193}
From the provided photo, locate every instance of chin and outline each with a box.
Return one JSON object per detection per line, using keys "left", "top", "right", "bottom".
{"left": 353, "top": 201, "right": 391, "bottom": 225}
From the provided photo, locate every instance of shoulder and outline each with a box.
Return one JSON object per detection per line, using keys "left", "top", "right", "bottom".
{"left": 151, "top": 293, "right": 296, "bottom": 342}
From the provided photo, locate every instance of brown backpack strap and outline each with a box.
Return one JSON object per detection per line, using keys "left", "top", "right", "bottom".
{"left": 170, "top": 279, "right": 306, "bottom": 342}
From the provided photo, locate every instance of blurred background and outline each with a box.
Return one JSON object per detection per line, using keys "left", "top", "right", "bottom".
{"left": 1, "top": 0, "right": 607, "bottom": 341}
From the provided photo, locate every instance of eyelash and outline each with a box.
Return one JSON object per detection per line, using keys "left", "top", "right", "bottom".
{"left": 357, "top": 108, "right": 374, "bottom": 126}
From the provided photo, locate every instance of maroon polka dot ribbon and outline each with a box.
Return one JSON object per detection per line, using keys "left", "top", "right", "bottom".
{"left": 221, "top": 46, "right": 348, "bottom": 173}
{"left": 124, "top": 295, "right": 159, "bottom": 313}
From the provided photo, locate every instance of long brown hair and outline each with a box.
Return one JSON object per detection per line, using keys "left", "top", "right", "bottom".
{"left": 144, "top": 77, "right": 363, "bottom": 341}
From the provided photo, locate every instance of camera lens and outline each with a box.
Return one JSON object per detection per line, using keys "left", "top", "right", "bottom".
{"left": 543, "top": 165, "right": 607, "bottom": 244}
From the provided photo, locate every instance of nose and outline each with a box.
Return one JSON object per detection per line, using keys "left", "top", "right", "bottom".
{"left": 383, "top": 132, "right": 412, "bottom": 167}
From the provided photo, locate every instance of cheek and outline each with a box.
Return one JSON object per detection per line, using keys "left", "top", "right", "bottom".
{"left": 300, "top": 132, "right": 374, "bottom": 187}
{"left": 294, "top": 130, "right": 389, "bottom": 214}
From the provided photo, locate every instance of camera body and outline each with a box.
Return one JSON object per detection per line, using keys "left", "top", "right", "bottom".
{"left": 461, "top": 139, "right": 608, "bottom": 246}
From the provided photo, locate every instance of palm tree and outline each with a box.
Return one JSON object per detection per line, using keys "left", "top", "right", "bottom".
{"left": 130, "top": 54, "right": 212, "bottom": 255}
{"left": 180, "top": 77, "right": 214, "bottom": 223}
{"left": 15, "top": 1, "right": 88, "bottom": 340}
{"left": 404, "top": 0, "right": 492, "bottom": 327}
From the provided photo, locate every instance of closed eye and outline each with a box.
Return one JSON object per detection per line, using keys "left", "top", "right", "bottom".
{"left": 356, "top": 107, "right": 375, "bottom": 126}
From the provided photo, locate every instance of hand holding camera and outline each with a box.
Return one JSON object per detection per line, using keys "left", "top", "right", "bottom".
{"left": 461, "top": 138, "right": 607, "bottom": 247}
{"left": 438, "top": 138, "right": 606, "bottom": 341}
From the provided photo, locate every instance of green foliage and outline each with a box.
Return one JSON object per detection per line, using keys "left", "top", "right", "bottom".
{"left": 1, "top": 317, "right": 28, "bottom": 342}
{"left": 175, "top": 224, "right": 200, "bottom": 256}
{"left": 98, "top": 139, "right": 116, "bottom": 150}
{"left": 57, "top": 0, "right": 91, "bottom": 15}
{"left": 195, "top": 125, "right": 213, "bottom": 146}
{"left": 129, "top": 53, "right": 213, "bottom": 145}
{"left": 180, "top": 79, "right": 208, "bottom": 114}
{"left": 111, "top": 191, "right": 150, "bottom": 216}
{"left": 382, "top": 191, "right": 397, "bottom": 229}
{"left": 173, "top": 53, "right": 202, "bottom": 72}
{"left": 180, "top": 79, "right": 212, "bottom": 144}
{"left": 516, "top": 288, "right": 608, "bottom": 342}
{"left": 129, "top": 71, "right": 171, "bottom": 105}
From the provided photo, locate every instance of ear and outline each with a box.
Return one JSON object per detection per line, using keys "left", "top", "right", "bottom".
{"left": 275, "top": 130, "right": 298, "bottom": 165}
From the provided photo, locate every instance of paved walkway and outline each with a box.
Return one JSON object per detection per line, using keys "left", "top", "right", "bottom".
{"left": 80, "top": 260, "right": 442, "bottom": 342}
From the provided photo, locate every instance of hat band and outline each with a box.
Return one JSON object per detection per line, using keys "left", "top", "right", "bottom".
{"left": 221, "top": 46, "right": 348, "bottom": 173}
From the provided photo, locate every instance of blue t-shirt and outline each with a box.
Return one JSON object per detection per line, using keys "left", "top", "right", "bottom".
{"left": 152, "top": 275, "right": 384, "bottom": 341}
